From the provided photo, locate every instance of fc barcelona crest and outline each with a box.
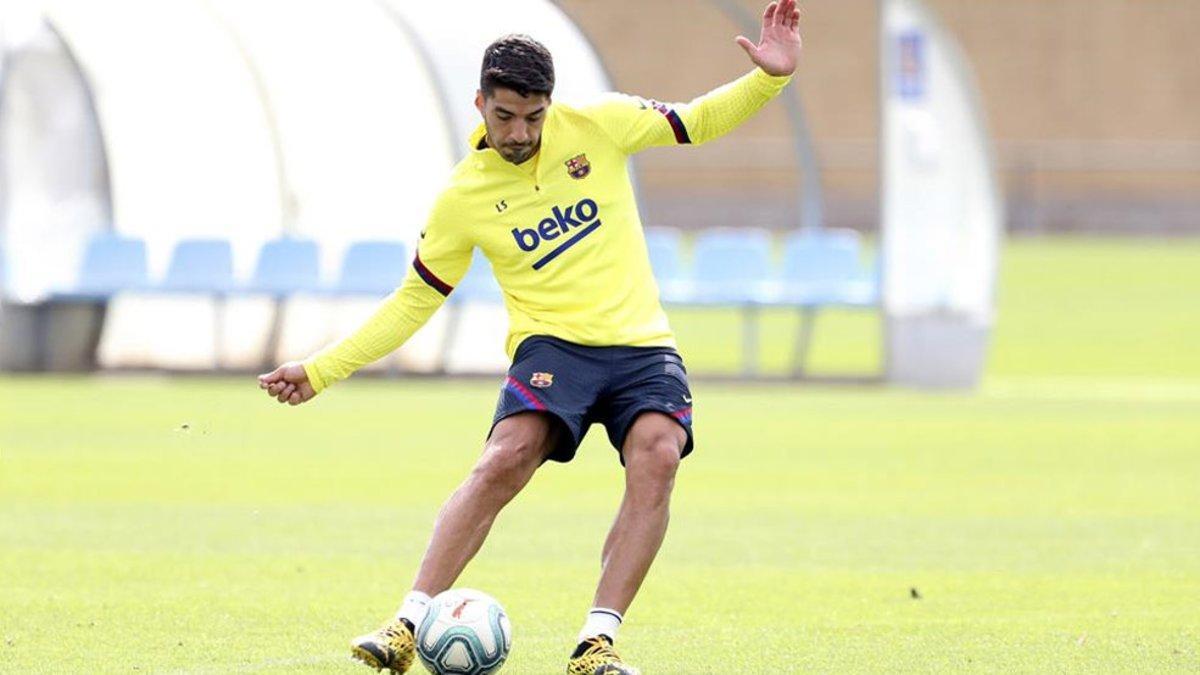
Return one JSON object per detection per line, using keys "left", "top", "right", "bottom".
{"left": 530, "top": 372, "right": 554, "bottom": 388}
{"left": 565, "top": 154, "right": 591, "bottom": 180}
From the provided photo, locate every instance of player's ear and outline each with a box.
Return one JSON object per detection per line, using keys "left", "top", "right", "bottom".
{"left": 475, "top": 90, "right": 485, "bottom": 115}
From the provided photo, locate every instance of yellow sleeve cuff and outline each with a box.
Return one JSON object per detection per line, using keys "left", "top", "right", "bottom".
{"left": 302, "top": 359, "right": 328, "bottom": 394}
{"left": 751, "top": 67, "right": 793, "bottom": 91}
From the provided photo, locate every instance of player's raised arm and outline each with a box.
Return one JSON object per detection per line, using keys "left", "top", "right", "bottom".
{"left": 588, "top": 0, "right": 802, "bottom": 155}
{"left": 257, "top": 194, "right": 473, "bottom": 405}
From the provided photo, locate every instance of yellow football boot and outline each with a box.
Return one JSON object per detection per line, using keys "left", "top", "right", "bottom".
{"left": 350, "top": 617, "right": 416, "bottom": 673}
{"left": 567, "top": 635, "right": 640, "bottom": 675}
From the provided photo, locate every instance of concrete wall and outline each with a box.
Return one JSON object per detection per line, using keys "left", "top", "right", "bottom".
{"left": 556, "top": 0, "right": 1200, "bottom": 233}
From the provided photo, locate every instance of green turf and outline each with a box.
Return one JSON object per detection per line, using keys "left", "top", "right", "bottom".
{"left": 2, "top": 237, "right": 1199, "bottom": 673}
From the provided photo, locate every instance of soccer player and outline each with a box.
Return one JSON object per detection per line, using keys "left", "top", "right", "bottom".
{"left": 258, "top": 2, "right": 801, "bottom": 672}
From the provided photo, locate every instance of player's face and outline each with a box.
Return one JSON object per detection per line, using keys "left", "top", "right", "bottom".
{"left": 476, "top": 88, "right": 550, "bottom": 165}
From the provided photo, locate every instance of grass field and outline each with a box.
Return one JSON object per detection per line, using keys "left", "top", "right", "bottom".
{"left": 2, "top": 237, "right": 1199, "bottom": 673}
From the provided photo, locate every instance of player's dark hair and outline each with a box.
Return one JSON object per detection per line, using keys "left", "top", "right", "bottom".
{"left": 480, "top": 34, "right": 555, "bottom": 98}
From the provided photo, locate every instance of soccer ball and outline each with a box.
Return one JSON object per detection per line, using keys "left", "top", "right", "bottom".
{"left": 415, "top": 588, "right": 513, "bottom": 675}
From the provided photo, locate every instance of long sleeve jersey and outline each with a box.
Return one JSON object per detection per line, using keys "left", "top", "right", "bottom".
{"left": 303, "top": 68, "right": 792, "bottom": 392}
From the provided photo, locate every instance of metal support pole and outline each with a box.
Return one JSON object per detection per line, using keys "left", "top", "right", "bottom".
{"left": 741, "top": 303, "right": 759, "bottom": 377}
{"left": 792, "top": 305, "right": 817, "bottom": 378}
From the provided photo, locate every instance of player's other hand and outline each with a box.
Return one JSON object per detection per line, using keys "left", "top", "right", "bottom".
{"left": 736, "top": 0, "right": 803, "bottom": 77}
{"left": 257, "top": 361, "right": 317, "bottom": 406}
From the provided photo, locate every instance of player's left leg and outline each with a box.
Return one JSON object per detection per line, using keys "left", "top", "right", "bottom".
{"left": 567, "top": 413, "right": 686, "bottom": 675}
{"left": 569, "top": 344, "right": 693, "bottom": 673}
{"left": 595, "top": 412, "right": 686, "bottom": 613}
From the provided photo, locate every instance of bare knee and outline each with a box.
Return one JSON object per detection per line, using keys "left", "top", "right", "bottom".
{"left": 630, "top": 438, "right": 681, "bottom": 485}
{"left": 623, "top": 414, "right": 685, "bottom": 500}
{"left": 471, "top": 438, "right": 539, "bottom": 502}
{"left": 470, "top": 414, "right": 554, "bottom": 502}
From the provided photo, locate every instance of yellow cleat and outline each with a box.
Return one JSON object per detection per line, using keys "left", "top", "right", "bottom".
{"left": 567, "top": 635, "right": 640, "bottom": 675}
{"left": 350, "top": 617, "right": 416, "bottom": 673}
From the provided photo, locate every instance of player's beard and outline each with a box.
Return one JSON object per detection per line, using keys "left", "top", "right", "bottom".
{"left": 501, "top": 141, "right": 537, "bottom": 165}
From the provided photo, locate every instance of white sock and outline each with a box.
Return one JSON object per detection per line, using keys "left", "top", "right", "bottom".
{"left": 577, "top": 607, "right": 623, "bottom": 643}
{"left": 395, "top": 590, "right": 432, "bottom": 627}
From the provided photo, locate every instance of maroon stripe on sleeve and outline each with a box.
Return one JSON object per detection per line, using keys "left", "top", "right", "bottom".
{"left": 652, "top": 102, "right": 692, "bottom": 145}
{"left": 663, "top": 109, "right": 692, "bottom": 144}
{"left": 412, "top": 253, "right": 453, "bottom": 296}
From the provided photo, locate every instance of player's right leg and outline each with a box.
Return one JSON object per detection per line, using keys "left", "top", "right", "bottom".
{"left": 412, "top": 411, "right": 562, "bottom": 593}
{"left": 350, "top": 412, "right": 561, "bottom": 673}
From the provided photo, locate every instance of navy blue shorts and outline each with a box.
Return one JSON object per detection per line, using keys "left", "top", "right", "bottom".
{"left": 491, "top": 336, "right": 695, "bottom": 464}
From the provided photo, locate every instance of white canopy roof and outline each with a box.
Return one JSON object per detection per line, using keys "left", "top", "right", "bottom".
{"left": 0, "top": 0, "right": 612, "bottom": 297}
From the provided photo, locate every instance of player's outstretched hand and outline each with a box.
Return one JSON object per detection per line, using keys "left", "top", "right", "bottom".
{"left": 257, "top": 361, "right": 317, "bottom": 406}
{"left": 736, "top": 0, "right": 803, "bottom": 77}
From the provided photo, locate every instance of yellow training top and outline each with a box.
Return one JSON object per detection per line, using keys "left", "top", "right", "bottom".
{"left": 304, "top": 68, "right": 791, "bottom": 392}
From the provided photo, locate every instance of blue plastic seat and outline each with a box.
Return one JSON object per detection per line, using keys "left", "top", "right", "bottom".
{"left": 780, "top": 229, "right": 877, "bottom": 306}
{"left": 452, "top": 249, "right": 502, "bottom": 303}
{"left": 690, "top": 228, "right": 776, "bottom": 304}
{"left": 160, "top": 239, "right": 234, "bottom": 293}
{"left": 248, "top": 239, "right": 321, "bottom": 295}
{"left": 68, "top": 234, "right": 150, "bottom": 298}
{"left": 644, "top": 227, "right": 691, "bottom": 303}
{"left": 334, "top": 240, "right": 408, "bottom": 296}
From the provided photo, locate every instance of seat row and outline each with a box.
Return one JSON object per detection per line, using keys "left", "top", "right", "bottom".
{"left": 52, "top": 237, "right": 411, "bottom": 300}
{"left": 47, "top": 227, "right": 878, "bottom": 307}
{"left": 648, "top": 227, "right": 878, "bottom": 307}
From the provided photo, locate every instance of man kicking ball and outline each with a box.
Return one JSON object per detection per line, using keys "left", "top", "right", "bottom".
{"left": 258, "top": 2, "right": 802, "bottom": 671}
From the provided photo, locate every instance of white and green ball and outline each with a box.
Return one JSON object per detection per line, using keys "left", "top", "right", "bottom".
{"left": 416, "top": 589, "right": 513, "bottom": 675}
